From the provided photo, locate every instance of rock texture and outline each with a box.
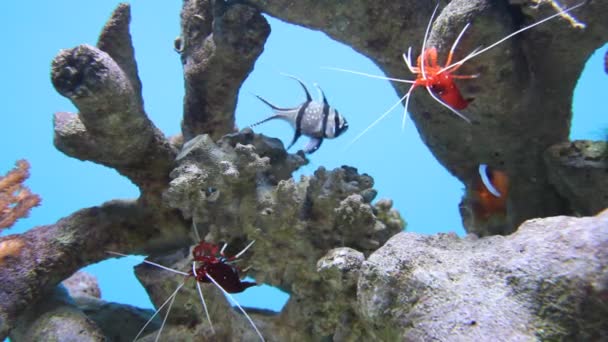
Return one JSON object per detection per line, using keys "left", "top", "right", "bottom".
{"left": 545, "top": 140, "right": 608, "bottom": 216}
{"left": 1, "top": 1, "right": 607, "bottom": 341}
{"left": 63, "top": 271, "right": 102, "bottom": 299}
{"left": 358, "top": 211, "right": 608, "bottom": 341}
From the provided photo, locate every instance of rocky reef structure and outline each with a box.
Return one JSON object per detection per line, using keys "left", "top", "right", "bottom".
{"left": 0, "top": 0, "right": 607, "bottom": 341}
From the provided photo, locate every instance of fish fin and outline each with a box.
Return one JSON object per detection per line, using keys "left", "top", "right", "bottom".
{"left": 249, "top": 114, "right": 283, "bottom": 128}
{"left": 314, "top": 83, "right": 329, "bottom": 106}
{"left": 280, "top": 73, "right": 312, "bottom": 102}
{"left": 304, "top": 137, "right": 323, "bottom": 154}
{"left": 254, "top": 94, "right": 293, "bottom": 111}
{"left": 479, "top": 164, "right": 501, "bottom": 197}
{"left": 287, "top": 131, "right": 302, "bottom": 151}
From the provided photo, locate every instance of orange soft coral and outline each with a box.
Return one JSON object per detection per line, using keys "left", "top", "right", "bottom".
{"left": 0, "top": 160, "right": 41, "bottom": 230}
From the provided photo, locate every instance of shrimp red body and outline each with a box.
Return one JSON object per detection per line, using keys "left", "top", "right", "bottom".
{"left": 191, "top": 241, "right": 256, "bottom": 293}
{"left": 414, "top": 47, "right": 473, "bottom": 110}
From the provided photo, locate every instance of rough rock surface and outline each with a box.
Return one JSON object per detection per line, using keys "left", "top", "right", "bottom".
{"left": 358, "top": 211, "right": 608, "bottom": 341}
{"left": 73, "top": 297, "right": 160, "bottom": 342}
{"left": 10, "top": 286, "right": 105, "bottom": 342}
{"left": 545, "top": 140, "right": 608, "bottom": 216}
{"left": 137, "top": 129, "right": 403, "bottom": 340}
{"left": 1, "top": 1, "right": 607, "bottom": 341}
{"left": 62, "top": 271, "right": 102, "bottom": 299}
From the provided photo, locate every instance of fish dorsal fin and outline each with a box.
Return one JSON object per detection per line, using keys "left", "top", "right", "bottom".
{"left": 314, "top": 83, "right": 329, "bottom": 106}
{"left": 281, "top": 73, "right": 312, "bottom": 102}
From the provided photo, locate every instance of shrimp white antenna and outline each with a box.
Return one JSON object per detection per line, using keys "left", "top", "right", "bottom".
{"left": 106, "top": 251, "right": 189, "bottom": 276}
{"left": 155, "top": 287, "right": 179, "bottom": 342}
{"left": 192, "top": 262, "right": 215, "bottom": 334}
{"left": 446, "top": 23, "right": 471, "bottom": 66}
{"left": 441, "top": 1, "right": 586, "bottom": 73}
{"left": 345, "top": 89, "right": 413, "bottom": 149}
{"left": 321, "top": 67, "right": 415, "bottom": 84}
{"left": 206, "top": 273, "right": 266, "bottom": 342}
{"left": 220, "top": 243, "right": 228, "bottom": 256}
{"left": 133, "top": 282, "right": 186, "bottom": 341}
{"left": 425, "top": 86, "right": 472, "bottom": 123}
{"left": 420, "top": 3, "right": 441, "bottom": 79}
{"left": 402, "top": 47, "right": 417, "bottom": 73}
{"left": 192, "top": 217, "right": 201, "bottom": 243}
{"left": 234, "top": 240, "right": 256, "bottom": 259}
{"left": 401, "top": 89, "right": 413, "bottom": 131}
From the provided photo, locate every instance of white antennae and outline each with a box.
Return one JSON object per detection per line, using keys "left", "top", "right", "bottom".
{"left": 402, "top": 46, "right": 417, "bottom": 73}
{"left": 107, "top": 251, "right": 189, "bottom": 276}
{"left": 192, "top": 262, "right": 215, "bottom": 334}
{"left": 155, "top": 286, "right": 179, "bottom": 342}
{"left": 425, "top": 86, "right": 472, "bottom": 123}
{"left": 133, "top": 282, "right": 185, "bottom": 341}
{"left": 441, "top": 1, "right": 585, "bottom": 73}
{"left": 220, "top": 243, "right": 228, "bottom": 256}
{"left": 192, "top": 217, "right": 201, "bottom": 243}
{"left": 206, "top": 273, "right": 266, "bottom": 342}
{"left": 446, "top": 23, "right": 471, "bottom": 65}
{"left": 401, "top": 89, "right": 413, "bottom": 131}
{"left": 345, "top": 88, "right": 413, "bottom": 149}
{"left": 322, "top": 67, "right": 415, "bottom": 84}
{"left": 420, "top": 3, "right": 441, "bottom": 79}
{"left": 234, "top": 240, "right": 256, "bottom": 259}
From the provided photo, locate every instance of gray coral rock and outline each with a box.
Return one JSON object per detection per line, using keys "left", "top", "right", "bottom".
{"left": 163, "top": 131, "right": 403, "bottom": 292}
{"left": 545, "top": 140, "right": 608, "bottom": 216}
{"left": 10, "top": 286, "right": 105, "bottom": 342}
{"left": 62, "top": 271, "right": 101, "bottom": 299}
{"left": 132, "top": 130, "right": 404, "bottom": 340}
{"left": 73, "top": 297, "right": 160, "bottom": 342}
{"left": 359, "top": 211, "right": 608, "bottom": 341}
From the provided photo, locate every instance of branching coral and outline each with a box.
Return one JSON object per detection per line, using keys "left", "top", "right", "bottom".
{"left": 0, "top": 0, "right": 607, "bottom": 340}
{"left": 0, "top": 160, "right": 41, "bottom": 231}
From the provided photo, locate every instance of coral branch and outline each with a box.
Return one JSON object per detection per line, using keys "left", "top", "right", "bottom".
{"left": 10, "top": 286, "right": 105, "bottom": 341}
{"left": 51, "top": 4, "right": 176, "bottom": 196}
{"left": 179, "top": 0, "right": 270, "bottom": 141}
{"left": 0, "top": 200, "right": 189, "bottom": 339}
{"left": 97, "top": 3, "right": 143, "bottom": 109}
{"left": 0, "top": 160, "right": 40, "bottom": 231}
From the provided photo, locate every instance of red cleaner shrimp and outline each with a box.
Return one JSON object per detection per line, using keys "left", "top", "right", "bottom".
{"left": 325, "top": 1, "right": 585, "bottom": 146}
{"left": 107, "top": 237, "right": 263, "bottom": 341}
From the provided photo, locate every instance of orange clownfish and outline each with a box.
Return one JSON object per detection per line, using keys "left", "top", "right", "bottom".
{"left": 471, "top": 164, "right": 509, "bottom": 221}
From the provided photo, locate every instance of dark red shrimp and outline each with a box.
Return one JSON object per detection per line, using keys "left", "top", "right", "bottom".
{"left": 107, "top": 239, "right": 263, "bottom": 341}
{"left": 191, "top": 241, "right": 257, "bottom": 293}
